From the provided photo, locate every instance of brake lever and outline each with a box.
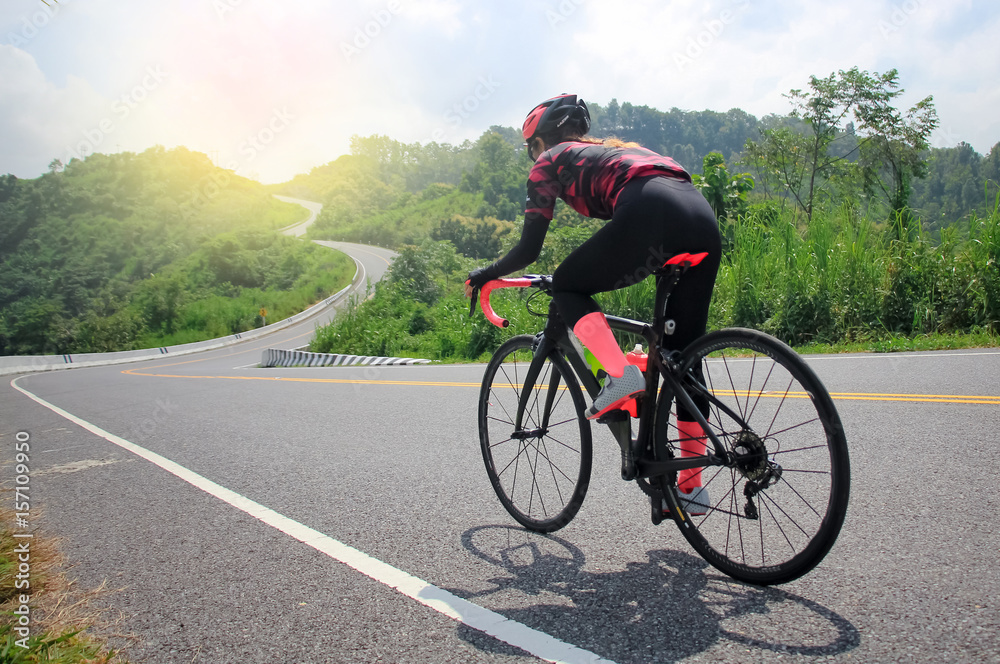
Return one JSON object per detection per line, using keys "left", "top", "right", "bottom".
{"left": 468, "top": 285, "right": 481, "bottom": 318}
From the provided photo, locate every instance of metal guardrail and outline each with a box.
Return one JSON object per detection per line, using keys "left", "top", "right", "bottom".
{"left": 0, "top": 277, "right": 358, "bottom": 378}
{"left": 0, "top": 199, "right": 421, "bottom": 377}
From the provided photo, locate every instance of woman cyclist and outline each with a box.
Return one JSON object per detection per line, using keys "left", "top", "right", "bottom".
{"left": 465, "top": 93, "right": 722, "bottom": 506}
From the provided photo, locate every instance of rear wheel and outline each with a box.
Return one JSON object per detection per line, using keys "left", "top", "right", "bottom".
{"left": 655, "top": 328, "right": 850, "bottom": 585}
{"left": 479, "top": 335, "right": 592, "bottom": 532}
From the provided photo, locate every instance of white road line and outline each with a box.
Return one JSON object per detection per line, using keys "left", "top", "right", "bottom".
{"left": 12, "top": 376, "right": 615, "bottom": 664}
{"left": 803, "top": 350, "right": 1000, "bottom": 360}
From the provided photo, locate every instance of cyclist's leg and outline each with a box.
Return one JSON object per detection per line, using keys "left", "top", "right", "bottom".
{"left": 552, "top": 175, "right": 719, "bottom": 360}
{"left": 552, "top": 176, "right": 721, "bottom": 418}
{"left": 549, "top": 194, "right": 654, "bottom": 414}
{"left": 623, "top": 179, "right": 718, "bottom": 498}
{"left": 666, "top": 253, "right": 720, "bottom": 496}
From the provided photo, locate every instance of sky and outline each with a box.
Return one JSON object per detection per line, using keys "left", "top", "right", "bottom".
{"left": 1, "top": 0, "right": 998, "bottom": 184}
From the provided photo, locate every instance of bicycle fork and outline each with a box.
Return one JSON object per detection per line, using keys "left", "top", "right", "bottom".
{"left": 511, "top": 334, "right": 563, "bottom": 437}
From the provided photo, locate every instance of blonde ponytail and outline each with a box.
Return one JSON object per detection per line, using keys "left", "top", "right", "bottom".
{"left": 564, "top": 134, "right": 642, "bottom": 149}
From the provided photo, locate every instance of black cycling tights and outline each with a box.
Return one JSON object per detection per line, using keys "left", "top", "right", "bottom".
{"left": 550, "top": 175, "right": 722, "bottom": 420}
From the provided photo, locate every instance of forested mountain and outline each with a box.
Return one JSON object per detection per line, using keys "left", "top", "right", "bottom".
{"left": 0, "top": 147, "right": 353, "bottom": 355}
{"left": 588, "top": 99, "right": 999, "bottom": 227}
{"left": 910, "top": 142, "right": 1000, "bottom": 230}
{"left": 3, "top": 89, "right": 997, "bottom": 357}
{"left": 589, "top": 100, "right": 762, "bottom": 172}
{"left": 284, "top": 99, "right": 999, "bottom": 239}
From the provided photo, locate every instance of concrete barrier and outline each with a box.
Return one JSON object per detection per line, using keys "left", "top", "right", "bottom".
{"left": 0, "top": 272, "right": 359, "bottom": 378}
{"left": 260, "top": 348, "right": 430, "bottom": 367}
{"left": 0, "top": 198, "right": 390, "bottom": 378}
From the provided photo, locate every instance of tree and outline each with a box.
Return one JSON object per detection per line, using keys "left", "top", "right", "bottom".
{"left": 854, "top": 71, "right": 938, "bottom": 218}
{"left": 386, "top": 245, "right": 441, "bottom": 305}
{"left": 431, "top": 215, "right": 512, "bottom": 259}
{"left": 692, "top": 152, "right": 755, "bottom": 221}
{"left": 743, "top": 68, "right": 936, "bottom": 221}
{"left": 459, "top": 132, "right": 526, "bottom": 221}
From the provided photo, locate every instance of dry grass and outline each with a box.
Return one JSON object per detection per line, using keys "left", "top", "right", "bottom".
{"left": 1, "top": 491, "right": 135, "bottom": 663}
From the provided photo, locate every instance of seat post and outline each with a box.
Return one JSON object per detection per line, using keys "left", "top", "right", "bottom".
{"left": 652, "top": 266, "right": 683, "bottom": 347}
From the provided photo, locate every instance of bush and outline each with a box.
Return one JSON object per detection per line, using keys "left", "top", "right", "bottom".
{"left": 311, "top": 200, "right": 1000, "bottom": 361}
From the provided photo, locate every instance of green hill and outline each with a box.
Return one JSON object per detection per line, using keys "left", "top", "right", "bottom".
{"left": 0, "top": 147, "right": 354, "bottom": 355}
{"left": 4, "top": 86, "right": 998, "bottom": 358}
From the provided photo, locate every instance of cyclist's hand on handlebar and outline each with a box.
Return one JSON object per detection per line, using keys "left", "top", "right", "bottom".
{"left": 466, "top": 267, "right": 493, "bottom": 319}
{"left": 466, "top": 267, "right": 492, "bottom": 293}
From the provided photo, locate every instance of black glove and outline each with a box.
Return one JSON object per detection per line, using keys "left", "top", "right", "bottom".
{"left": 466, "top": 266, "right": 495, "bottom": 289}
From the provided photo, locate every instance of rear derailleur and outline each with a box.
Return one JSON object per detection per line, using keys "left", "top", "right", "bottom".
{"left": 741, "top": 461, "right": 783, "bottom": 520}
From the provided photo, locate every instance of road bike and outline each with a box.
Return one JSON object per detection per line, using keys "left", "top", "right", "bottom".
{"left": 470, "top": 252, "right": 850, "bottom": 585}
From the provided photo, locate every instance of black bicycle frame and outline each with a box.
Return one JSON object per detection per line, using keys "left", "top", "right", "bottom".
{"left": 515, "top": 266, "right": 751, "bottom": 481}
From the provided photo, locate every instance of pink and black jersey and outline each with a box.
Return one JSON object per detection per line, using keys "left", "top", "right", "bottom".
{"left": 468, "top": 141, "right": 691, "bottom": 283}
{"left": 527, "top": 141, "right": 690, "bottom": 222}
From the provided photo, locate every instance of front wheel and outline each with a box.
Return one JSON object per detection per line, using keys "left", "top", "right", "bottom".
{"left": 478, "top": 335, "right": 593, "bottom": 532}
{"left": 655, "top": 328, "right": 850, "bottom": 585}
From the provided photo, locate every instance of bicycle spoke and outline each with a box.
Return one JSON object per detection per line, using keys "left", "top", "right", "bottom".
{"left": 720, "top": 354, "right": 747, "bottom": 422}
{"left": 770, "top": 473, "right": 825, "bottom": 519}
{"left": 745, "top": 360, "right": 778, "bottom": 425}
{"left": 745, "top": 353, "right": 758, "bottom": 419}
{"left": 486, "top": 403, "right": 516, "bottom": 427}
{"left": 764, "top": 375, "right": 798, "bottom": 440}
{"left": 538, "top": 438, "right": 568, "bottom": 507}
{"left": 660, "top": 331, "right": 848, "bottom": 584}
{"left": 492, "top": 370, "right": 522, "bottom": 425}
{"left": 539, "top": 432, "right": 583, "bottom": 455}
{"left": 496, "top": 439, "right": 529, "bottom": 480}
{"left": 758, "top": 488, "right": 814, "bottom": 538}
{"left": 527, "top": 440, "right": 546, "bottom": 518}
{"left": 758, "top": 492, "right": 803, "bottom": 556}
{"left": 480, "top": 336, "right": 592, "bottom": 533}
{"left": 765, "top": 417, "right": 822, "bottom": 439}
{"left": 770, "top": 441, "right": 826, "bottom": 454}
{"left": 528, "top": 364, "right": 552, "bottom": 427}
{"left": 486, "top": 435, "right": 518, "bottom": 450}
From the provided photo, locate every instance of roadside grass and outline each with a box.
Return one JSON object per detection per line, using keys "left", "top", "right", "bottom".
{"left": 315, "top": 200, "right": 1000, "bottom": 362}
{"left": 1, "top": 495, "right": 129, "bottom": 664}
{"left": 794, "top": 328, "right": 1000, "bottom": 355}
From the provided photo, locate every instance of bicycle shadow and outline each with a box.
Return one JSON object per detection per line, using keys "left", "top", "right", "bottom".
{"left": 445, "top": 525, "right": 860, "bottom": 663}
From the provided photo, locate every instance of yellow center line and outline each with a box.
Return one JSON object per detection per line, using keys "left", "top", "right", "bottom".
{"left": 753, "top": 390, "right": 1000, "bottom": 405}
{"left": 121, "top": 368, "right": 1000, "bottom": 405}
{"left": 123, "top": 369, "right": 480, "bottom": 388}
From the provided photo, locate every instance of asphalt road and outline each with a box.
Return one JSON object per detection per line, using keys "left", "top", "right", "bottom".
{"left": 2, "top": 243, "right": 999, "bottom": 662}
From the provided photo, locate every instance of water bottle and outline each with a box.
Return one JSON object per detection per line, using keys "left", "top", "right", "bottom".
{"left": 625, "top": 343, "right": 647, "bottom": 372}
{"left": 624, "top": 344, "right": 647, "bottom": 417}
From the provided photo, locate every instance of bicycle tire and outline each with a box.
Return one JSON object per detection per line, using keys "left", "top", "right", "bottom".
{"left": 655, "top": 328, "right": 850, "bottom": 585}
{"left": 479, "top": 334, "right": 593, "bottom": 532}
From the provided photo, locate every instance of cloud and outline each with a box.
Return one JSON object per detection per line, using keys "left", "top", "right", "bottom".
{"left": 1, "top": 0, "right": 998, "bottom": 183}
{"left": 0, "top": 45, "right": 107, "bottom": 174}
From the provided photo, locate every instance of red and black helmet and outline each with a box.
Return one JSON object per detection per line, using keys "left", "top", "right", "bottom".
{"left": 522, "top": 94, "right": 591, "bottom": 142}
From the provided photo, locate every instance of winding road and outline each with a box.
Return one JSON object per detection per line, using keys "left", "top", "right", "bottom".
{"left": 1, "top": 204, "right": 999, "bottom": 662}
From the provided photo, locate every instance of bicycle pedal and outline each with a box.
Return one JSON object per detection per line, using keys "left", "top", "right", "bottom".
{"left": 650, "top": 496, "right": 674, "bottom": 524}
{"left": 620, "top": 448, "right": 636, "bottom": 481}
{"left": 597, "top": 409, "right": 630, "bottom": 424}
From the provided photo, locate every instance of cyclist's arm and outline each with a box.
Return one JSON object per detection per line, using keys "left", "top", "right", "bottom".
{"left": 467, "top": 213, "right": 549, "bottom": 288}
{"left": 467, "top": 168, "right": 559, "bottom": 289}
